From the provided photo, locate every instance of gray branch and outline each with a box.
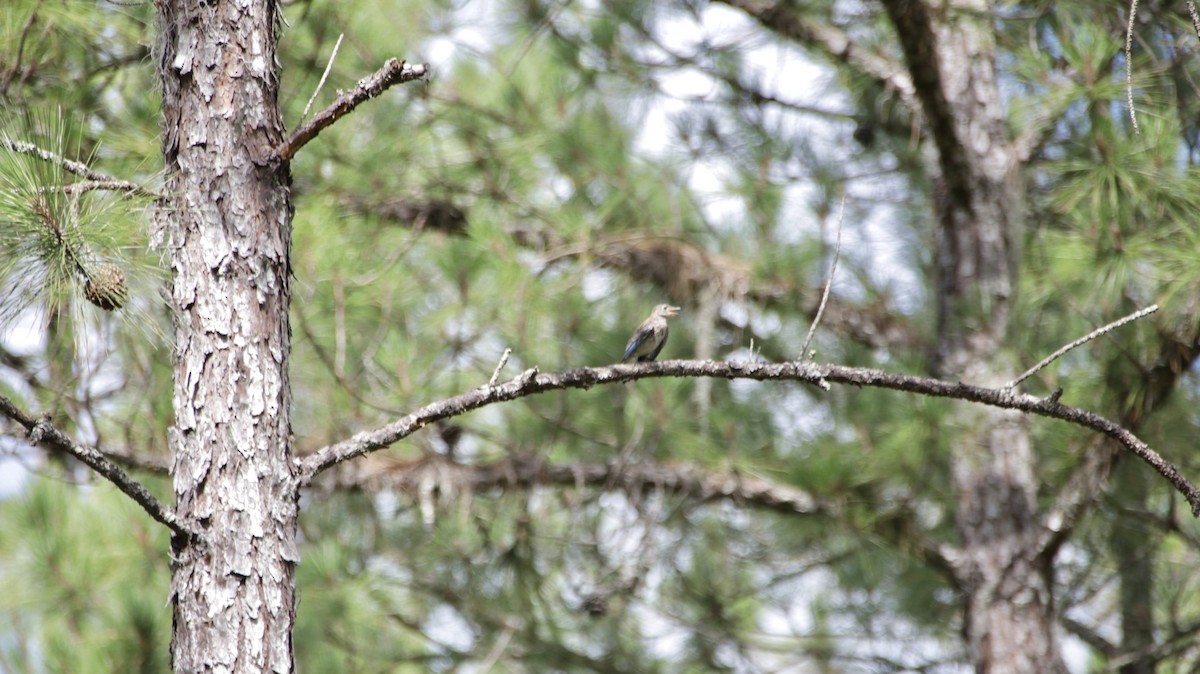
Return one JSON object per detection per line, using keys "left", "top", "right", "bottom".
{"left": 319, "top": 453, "right": 828, "bottom": 516}
{"left": 298, "top": 359, "right": 1200, "bottom": 516}
{"left": 1008, "top": 304, "right": 1159, "bottom": 389}
{"left": 272, "top": 58, "right": 429, "bottom": 162}
{"left": 0, "top": 394, "right": 193, "bottom": 537}
{"left": 0, "top": 138, "right": 161, "bottom": 197}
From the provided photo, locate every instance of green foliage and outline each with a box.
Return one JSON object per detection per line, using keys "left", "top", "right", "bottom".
{"left": 0, "top": 478, "right": 172, "bottom": 674}
{"left": 7, "top": 0, "right": 1200, "bottom": 671}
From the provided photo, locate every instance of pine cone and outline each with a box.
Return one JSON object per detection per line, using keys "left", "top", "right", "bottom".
{"left": 84, "top": 263, "right": 128, "bottom": 311}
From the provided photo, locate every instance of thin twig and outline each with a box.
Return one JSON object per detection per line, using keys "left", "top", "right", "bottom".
{"left": 45, "top": 179, "right": 154, "bottom": 195}
{"left": 1189, "top": 0, "right": 1200, "bottom": 42}
{"left": 488, "top": 348, "right": 512, "bottom": 387}
{"left": 272, "top": 58, "right": 428, "bottom": 162}
{"left": 0, "top": 394, "right": 195, "bottom": 537}
{"left": 300, "top": 33, "right": 344, "bottom": 123}
{"left": 0, "top": 138, "right": 161, "bottom": 197}
{"left": 1125, "top": 0, "right": 1140, "bottom": 134}
{"left": 800, "top": 193, "right": 846, "bottom": 360}
{"left": 1007, "top": 304, "right": 1158, "bottom": 389}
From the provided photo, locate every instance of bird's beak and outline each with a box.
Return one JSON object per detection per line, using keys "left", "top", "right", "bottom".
{"left": 666, "top": 305, "right": 681, "bottom": 317}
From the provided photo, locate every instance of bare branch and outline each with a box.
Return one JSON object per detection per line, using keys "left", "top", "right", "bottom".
{"left": 315, "top": 453, "right": 965, "bottom": 582}
{"left": 1061, "top": 614, "right": 1117, "bottom": 657}
{"left": 0, "top": 138, "right": 161, "bottom": 197}
{"left": 300, "top": 33, "right": 344, "bottom": 123}
{"left": 49, "top": 179, "right": 155, "bottom": 195}
{"left": 297, "top": 358, "right": 1200, "bottom": 515}
{"left": 800, "top": 193, "right": 845, "bottom": 359}
{"left": 1125, "top": 0, "right": 1140, "bottom": 134}
{"left": 1008, "top": 304, "right": 1158, "bottom": 389}
{"left": 324, "top": 453, "right": 828, "bottom": 517}
{"left": 272, "top": 58, "right": 429, "bottom": 162}
{"left": 488, "top": 348, "right": 513, "bottom": 387}
{"left": 0, "top": 393, "right": 193, "bottom": 537}
{"left": 880, "top": 0, "right": 976, "bottom": 214}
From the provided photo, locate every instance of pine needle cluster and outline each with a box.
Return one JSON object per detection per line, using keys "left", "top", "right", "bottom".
{"left": 0, "top": 111, "right": 155, "bottom": 332}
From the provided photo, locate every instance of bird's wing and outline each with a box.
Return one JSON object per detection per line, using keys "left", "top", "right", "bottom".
{"left": 646, "top": 324, "right": 669, "bottom": 361}
{"left": 622, "top": 326, "right": 651, "bottom": 361}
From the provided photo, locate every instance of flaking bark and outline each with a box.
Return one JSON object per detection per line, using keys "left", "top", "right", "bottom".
{"left": 156, "top": 0, "right": 299, "bottom": 672}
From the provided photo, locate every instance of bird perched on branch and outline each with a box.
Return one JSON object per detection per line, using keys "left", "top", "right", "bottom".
{"left": 622, "top": 304, "right": 681, "bottom": 363}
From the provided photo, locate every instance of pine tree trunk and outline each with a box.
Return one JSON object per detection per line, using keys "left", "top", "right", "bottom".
{"left": 882, "top": 0, "right": 1064, "bottom": 671}
{"left": 156, "top": 1, "right": 299, "bottom": 671}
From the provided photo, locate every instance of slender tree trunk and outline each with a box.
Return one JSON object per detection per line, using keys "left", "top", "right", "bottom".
{"left": 882, "top": 0, "right": 1064, "bottom": 671}
{"left": 156, "top": 1, "right": 299, "bottom": 671}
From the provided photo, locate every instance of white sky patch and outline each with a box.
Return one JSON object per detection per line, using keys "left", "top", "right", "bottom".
{"left": 609, "top": 2, "right": 938, "bottom": 321}
{"left": 581, "top": 268, "right": 617, "bottom": 303}
{"left": 423, "top": 603, "right": 478, "bottom": 654}
{"left": 420, "top": 0, "right": 497, "bottom": 73}
{"left": 0, "top": 312, "right": 46, "bottom": 500}
{"left": 0, "top": 452, "right": 29, "bottom": 499}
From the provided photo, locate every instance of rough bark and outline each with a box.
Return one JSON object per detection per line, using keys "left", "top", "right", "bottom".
{"left": 881, "top": 0, "right": 1062, "bottom": 671}
{"left": 156, "top": 1, "right": 299, "bottom": 672}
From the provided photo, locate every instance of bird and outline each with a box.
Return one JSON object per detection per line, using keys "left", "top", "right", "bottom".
{"left": 621, "top": 304, "right": 681, "bottom": 363}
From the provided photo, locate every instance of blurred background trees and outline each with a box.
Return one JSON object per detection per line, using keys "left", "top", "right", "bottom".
{"left": 3, "top": 0, "right": 1200, "bottom": 671}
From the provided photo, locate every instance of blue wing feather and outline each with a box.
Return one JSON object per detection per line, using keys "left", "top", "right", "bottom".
{"left": 623, "top": 327, "right": 650, "bottom": 361}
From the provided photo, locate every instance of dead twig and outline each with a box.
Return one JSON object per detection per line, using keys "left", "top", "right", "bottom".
{"left": 1125, "top": 0, "right": 1140, "bottom": 134}
{"left": 0, "top": 138, "right": 161, "bottom": 197}
{"left": 1007, "top": 304, "right": 1158, "bottom": 389}
{"left": 300, "top": 33, "right": 344, "bottom": 123}
{"left": 800, "top": 192, "right": 846, "bottom": 361}
{"left": 488, "top": 348, "right": 512, "bottom": 387}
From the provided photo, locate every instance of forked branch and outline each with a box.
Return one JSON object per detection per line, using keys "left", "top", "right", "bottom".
{"left": 272, "top": 58, "right": 429, "bottom": 162}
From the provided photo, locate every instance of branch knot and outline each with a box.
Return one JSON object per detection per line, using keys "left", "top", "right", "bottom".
{"left": 29, "top": 413, "right": 52, "bottom": 443}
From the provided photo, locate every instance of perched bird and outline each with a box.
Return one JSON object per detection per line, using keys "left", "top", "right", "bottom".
{"left": 621, "top": 304, "right": 681, "bottom": 363}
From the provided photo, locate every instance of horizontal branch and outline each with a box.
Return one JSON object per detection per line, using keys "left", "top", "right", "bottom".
{"left": 0, "top": 394, "right": 193, "bottom": 537}
{"left": 320, "top": 453, "right": 828, "bottom": 517}
{"left": 317, "top": 453, "right": 962, "bottom": 582}
{"left": 0, "top": 138, "right": 162, "bottom": 197}
{"left": 298, "top": 359, "right": 1200, "bottom": 516}
{"left": 272, "top": 58, "right": 429, "bottom": 162}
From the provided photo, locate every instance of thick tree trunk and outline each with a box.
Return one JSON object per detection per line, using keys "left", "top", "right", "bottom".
{"left": 156, "top": 1, "right": 299, "bottom": 672}
{"left": 882, "top": 0, "right": 1064, "bottom": 671}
